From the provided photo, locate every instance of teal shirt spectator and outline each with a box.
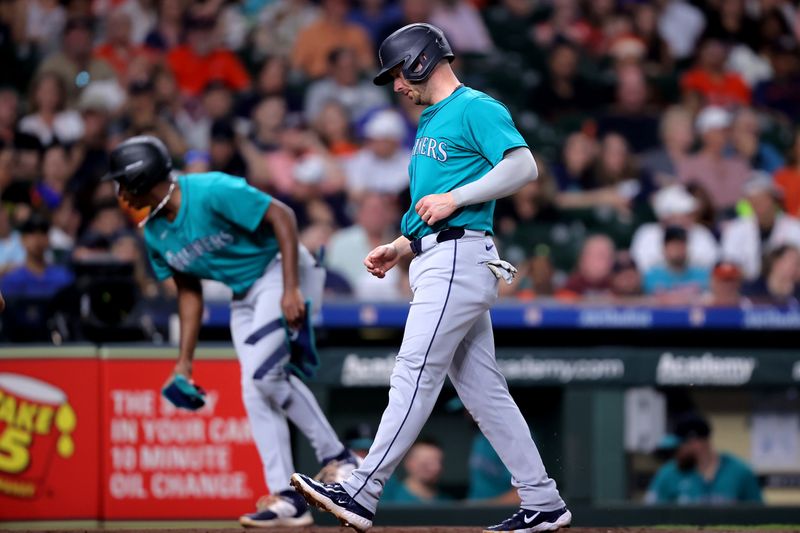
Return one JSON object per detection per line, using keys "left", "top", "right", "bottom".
{"left": 382, "top": 476, "right": 453, "bottom": 504}
{"left": 646, "top": 452, "right": 762, "bottom": 504}
{"left": 401, "top": 85, "right": 528, "bottom": 240}
{"left": 468, "top": 433, "right": 512, "bottom": 500}
{"left": 143, "top": 172, "right": 277, "bottom": 294}
{"left": 643, "top": 265, "right": 710, "bottom": 295}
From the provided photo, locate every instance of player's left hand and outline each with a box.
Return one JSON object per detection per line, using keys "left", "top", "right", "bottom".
{"left": 415, "top": 192, "right": 457, "bottom": 226}
{"left": 282, "top": 287, "right": 306, "bottom": 330}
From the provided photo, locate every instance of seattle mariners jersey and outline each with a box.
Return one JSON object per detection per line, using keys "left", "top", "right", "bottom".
{"left": 401, "top": 85, "right": 528, "bottom": 239}
{"left": 143, "top": 172, "right": 278, "bottom": 294}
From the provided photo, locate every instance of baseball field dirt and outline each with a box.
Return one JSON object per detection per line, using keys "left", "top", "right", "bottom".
{"left": 0, "top": 524, "right": 800, "bottom": 533}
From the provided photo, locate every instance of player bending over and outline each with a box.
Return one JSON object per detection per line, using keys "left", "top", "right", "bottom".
{"left": 290, "top": 24, "right": 571, "bottom": 533}
{"left": 105, "top": 136, "right": 359, "bottom": 528}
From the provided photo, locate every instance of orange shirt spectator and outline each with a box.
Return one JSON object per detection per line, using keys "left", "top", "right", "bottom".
{"left": 292, "top": 0, "right": 373, "bottom": 79}
{"left": 775, "top": 132, "right": 800, "bottom": 217}
{"left": 681, "top": 69, "right": 751, "bottom": 107}
{"left": 93, "top": 8, "right": 159, "bottom": 83}
{"left": 166, "top": 15, "right": 250, "bottom": 98}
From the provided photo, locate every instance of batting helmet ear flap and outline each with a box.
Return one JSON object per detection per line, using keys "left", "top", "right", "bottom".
{"left": 374, "top": 23, "right": 454, "bottom": 86}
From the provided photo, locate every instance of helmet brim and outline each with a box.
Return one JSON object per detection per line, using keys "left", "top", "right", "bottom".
{"left": 373, "top": 60, "right": 403, "bottom": 86}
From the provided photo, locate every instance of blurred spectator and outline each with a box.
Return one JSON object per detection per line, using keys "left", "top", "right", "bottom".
{"left": 645, "top": 413, "right": 762, "bottom": 504}
{"left": 345, "top": 110, "right": 409, "bottom": 200}
{"left": 483, "top": 0, "right": 540, "bottom": 59}
{"left": 753, "top": 39, "right": 800, "bottom": 123}
{"left": 0, "top": 206, "right": 25, "bottom": 274}
{"left": 640, "top": 106, "right": 695, "bottom": 186}
{"left": 21, "top": 0, "right": 67, "bottom": 58}
{"left": 467, "top": 430, "right": 518, "bottom": 505}
{"left": 113, "top": 79, "right": 186, "bottom": 157}
{"left": 532, "top": 0, "right": 597, "bottom": 50}
{"left": 96, "top": 0, "right": 158, "bottom": 46}
{"left": 700, "top": 0, "right": 759, "bottom": 50}
{"left": 144, "top": 1, "right": 184, "bottom": 51}
{"left": 742, "top": 244, "right": 800, "bottom": 307}
{"left": 313, "top": 102, "right": 360, "bottom": 159}
{"left": 720, "top": 172, "right": 800, "bottom": 280}
{"left": 631, "top": 184, "right": 719, "bottom": 273}
{"left": 504, "top": 249, "right": 557, "bottom": 301}
{"left": 0, "top": 87, "right": 19, "bottom": 146}
{"left": 48, "top": 194, "right": 80, "bottom": 261}
{"left": 530, "top": 41, "right": 608, "bottom": 123}
{"left": 35, "top": 144, "right": 71, "bottom": 211}
{"left": 292, "top": 0, "right": 373, "bottom": 80}
{"left": 375, "top": 0, "right": 433, "bottom": 45}
{"left": 775, "top": 128, "right": 800, "bottom": 217}
{"left": 631, "top": 2, "right": 672, "bottom": 76}
{"left": 208, "top": 120, "right": 247, "bottom": 177}
{"left": 728, "top": 108, "right": 784, "bottom": 173}
{"left": 326, "top": 193, "right": 401, "bottom": 300}
{"left": 657, "top": 0, "right": 706, "bottom": 63}
{"left": 680, "top": 38, "right": 751, "bottom": 110}
{"left": 701, "top": 260, "right": 744, "bottom": 307}
{"left": 611, "top": 251, "right": 642, "bottom": 300}
{"left": 12, "top": 133, "right": 44, "bottom": 184}
{"left": 111, "top": 233, "right": 158, "bottom": 298}
{"left": 19, "top": 73, "right": 84, "bottom": 146}
{"left": 596, "top": 64, "right": 660, "bottom": 154}
{"left": 559, "top": 234, "right": 615, "bottom": 299}
{"left": 253, "top": 0, "right": 320, "bottom": 60}
{"left": 677, "top": 106, "right": 751, "bottom": 213}
{"left": 430, "top": 0, "right": 493, "bottom": 55}
{"left": 642, "top": 226, "right": 710, "bottom": 303}
{"left": 303, "top": 47, "right": 388, "bottom": 124}
{"left": 236, "top": 56, "right": 302, "bottom": 119}
{"left": 36, "top": 17, "right": 117, "bottom": 106}
{"left": 166, "top": 14, "right": 250, "bottom": 98}
{"left": 349, "top": 0, "right": 402, "bottom": 48}
{"left": 344, "top": 422, "right": 375, "bottom": 459}
{"left": 93, "top": 8, "right": 158, "bottom": 84}
{"left": 0, "top": 214, "right": 73, "bottom": 299}
{"left": 383, "top": 438, "right": 452, "bottom": 503}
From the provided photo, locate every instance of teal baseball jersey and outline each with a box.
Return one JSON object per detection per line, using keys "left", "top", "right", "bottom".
{"left": 143, "top": 172, "right": 277, "bottom": 294}
{"left": 401, "top": 85, "right": 528, "bottom": 239}
{"left": 646, "top": 453, "right": 762, "bottom": 504}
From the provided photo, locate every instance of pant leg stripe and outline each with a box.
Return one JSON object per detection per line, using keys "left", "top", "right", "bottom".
{"left": 244, "top": 318, "right": 284, "bottom": 345}
{"left": 253, "top": 343, "right": 290, "bottom": 380}
{"left": 351, "top": 240, "right": 458, "bottom": 500}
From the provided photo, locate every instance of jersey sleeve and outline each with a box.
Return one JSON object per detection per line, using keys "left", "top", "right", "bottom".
{"left": 462, "top": 97, "right": 527, "bottom": 166}
{"left": 147, "top": 246, "right": 173, "bottom": 281}
{"left": 644, "top": 466, "right": 673, "bottom": 504}
{"left": 208, "top": 173, "right": 272, "bottom": 232}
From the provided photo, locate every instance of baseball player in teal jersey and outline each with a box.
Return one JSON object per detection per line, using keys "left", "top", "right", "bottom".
{"left": 291, "top": 24, "right": 571, "bottom": 533}
{"left": 104, "top": 136, "right": 360, "bottom": 528}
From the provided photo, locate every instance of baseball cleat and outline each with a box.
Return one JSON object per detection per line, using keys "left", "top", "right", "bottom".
{"left": 315, "top": 448, "right": 364, "bottom": 483}
{"left": 483, "top": 506, "right": 572, "bottom": 532}
{"left": 290, "top": 472, "right": 374, "bottom": 532}
{"left": 239, "top": 489, "right": 314, "bottom": 528}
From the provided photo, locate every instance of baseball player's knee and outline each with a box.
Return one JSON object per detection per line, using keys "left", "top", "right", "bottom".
{"left": 252, "top": 373, "right": 292, "bottom": 409}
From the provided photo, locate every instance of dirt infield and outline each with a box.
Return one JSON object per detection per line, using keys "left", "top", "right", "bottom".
{"left": 6, "top": 523, "right": 798, "bottom": 533}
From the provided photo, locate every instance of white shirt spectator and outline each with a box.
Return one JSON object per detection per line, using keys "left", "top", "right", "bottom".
{"left": 25, "top": 0, "right": 67, "bottom": 56}
{"left": 631, "top": 223, "right": 720, "bottom": 272}
{"left": 326, "top": 225, "right": 402, "bottom": 301}
{"left": 19, "top": 111, "right": 84, "bottom": 146}
{"left": 304, "top": 79, "right": 388, "bottom": 124}
{"left": 346, "top": 110, "right": 410, "bottom": 195}
{"left": 657, "top": 0, "right": 705, "bottom": 61}
{"left": 721, "top": 213, "right": 800, "bottom": 280}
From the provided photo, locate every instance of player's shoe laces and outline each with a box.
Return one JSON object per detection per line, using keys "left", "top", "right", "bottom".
{"left": 315, "top": 449, "right": 364, "bottom": 483}
{"left": 290, "top": 472, "right": 374, "bottom": 532}
{"left": 239, "top": 489, "right": 313, "bottom": 528}
{"left": 483, "top": 507, "right": 572, "bottom": 532}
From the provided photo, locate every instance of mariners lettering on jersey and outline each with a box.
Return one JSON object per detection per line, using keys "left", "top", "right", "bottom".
{"left": 412, "top": 137, "right": 448, "bottom": 162}
{"left": 165, "top": 231, "right": 234, "bottom": 271}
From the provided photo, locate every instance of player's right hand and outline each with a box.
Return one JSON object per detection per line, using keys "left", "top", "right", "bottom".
{"left": 364, "top": 244, "right": 400, "bottom": 278}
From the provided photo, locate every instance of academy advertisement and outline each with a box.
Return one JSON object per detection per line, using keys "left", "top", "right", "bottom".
{"left": 0, "top": 357, "right": 100, "bottom": 520}
{"left": 101, "top": 357, "right": 262, "bottom": 519}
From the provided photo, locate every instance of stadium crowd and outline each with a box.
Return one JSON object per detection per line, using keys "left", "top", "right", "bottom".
{"left": 2, "top": 0, "right": 800, "bottom": 323}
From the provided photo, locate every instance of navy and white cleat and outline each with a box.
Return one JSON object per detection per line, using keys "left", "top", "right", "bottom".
{"left": 290, "top": 472, "right": 374, "bottom": 532}
{"left": 483, "top": 507, "right": 572, "bottom": 532}
{"left": 239, "top": 489, "right": 314, "bottom": 528}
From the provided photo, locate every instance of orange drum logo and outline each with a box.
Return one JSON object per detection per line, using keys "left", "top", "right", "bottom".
{"left": 0, "top": 373, "right": 77, "bottom": 498}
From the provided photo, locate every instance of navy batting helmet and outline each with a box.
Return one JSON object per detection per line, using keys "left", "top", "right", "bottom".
{"left": 373, "top": 23, "right": 454, "bottom": 86}
{"left": 103, "top": 135, "right": 172, "bottom": 195}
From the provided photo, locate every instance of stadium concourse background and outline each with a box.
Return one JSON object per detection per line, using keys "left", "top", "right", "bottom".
{"left": 1, "top": 0, "right": 800, "bottom": 529}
